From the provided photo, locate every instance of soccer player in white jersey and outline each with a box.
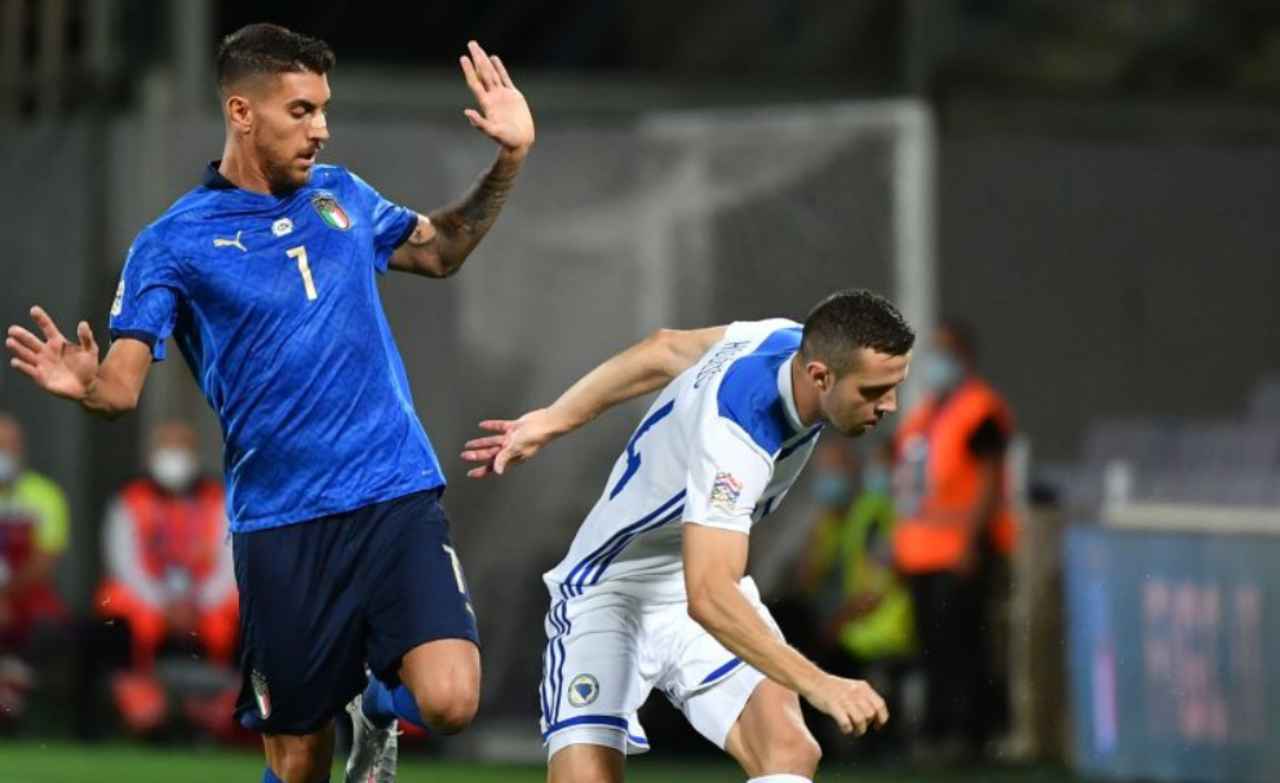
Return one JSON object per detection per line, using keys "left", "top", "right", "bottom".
{"left": 462, "top": 290, "right": 914, "bottom": 783}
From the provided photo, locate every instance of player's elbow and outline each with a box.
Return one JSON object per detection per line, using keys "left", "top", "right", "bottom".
{"left": 429, "top": 250, "right": 466, "bottom": 278}
{"left": 90, "top": 390, "right": 139, "bottom": 420}
{"left": 646, "top": 329, "right": 686, "bottom": 378}
{"left": 114, "top": 386, "right": 143, "bottom": 416}
{"left": 686, "top": 580, "right": 725, "bottom": 630}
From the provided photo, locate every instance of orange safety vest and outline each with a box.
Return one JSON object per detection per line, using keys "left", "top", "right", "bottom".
{"left": 120, "top": 478, "right": 227, "bottom": 584}
{"left": 892, "top": 378, "right": 1018, "bottom": 574}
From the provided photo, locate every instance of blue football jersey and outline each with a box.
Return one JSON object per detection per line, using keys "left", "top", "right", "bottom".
{"left": 109, "top": 162, "right": 444, "bottom": 532}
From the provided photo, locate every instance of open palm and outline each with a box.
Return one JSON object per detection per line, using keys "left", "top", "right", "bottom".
{"left": 459, "top": 41, "right": 535, "bottom": 154}
{"left": 6, "top": 306, "right": 100, "bottom": 401}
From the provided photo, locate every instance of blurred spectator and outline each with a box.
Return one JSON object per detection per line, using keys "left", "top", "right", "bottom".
{"left": 93, "top": 420, "right": 238, "bottom": 737}
{"left": 0, "top": 412, "right": 70, "bottom": 721}
{"left": 891, "top": 318, "right": 1018, "bottom": 761}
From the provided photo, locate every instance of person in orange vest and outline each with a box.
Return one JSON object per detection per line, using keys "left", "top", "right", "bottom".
{"left": 0, "top": 412, "right": 70, "bottom": 720}
{"left": 95, "top": 420, "right": 238, "bottom": 735}
{"left": 891, "top": 318, "right": 1017, "bottom": 760}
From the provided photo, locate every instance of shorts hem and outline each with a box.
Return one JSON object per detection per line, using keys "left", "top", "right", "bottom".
{"left": 236, "top": 705, "right": 349, "bottom": 737}
{"left": 371, "top": 631, "right": 481, "bottom": 686}
{"left": 688, "top": 663, "right": 768, "bottom": 750}
{"left": 544, "top": 722, "right": 650, "bottom": 758}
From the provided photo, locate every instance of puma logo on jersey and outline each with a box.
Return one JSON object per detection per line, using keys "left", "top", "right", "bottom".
{"left": 212, "top": 231, "right": 247, "bottom": 252}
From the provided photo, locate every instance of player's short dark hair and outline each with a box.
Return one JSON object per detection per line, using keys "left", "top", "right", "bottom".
{"left": 800, "top": 289, "right": 915, "bottom": 376}
{"left": 216, "top": 23, "right": 335, "bottom": 91}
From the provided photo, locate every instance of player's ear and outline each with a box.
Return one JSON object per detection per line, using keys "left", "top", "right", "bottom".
{"left": 224, "top": 92, "right": 253, "bottom": 134}
{"left": 806, "top": 359, "right": 833, "bottom": 393}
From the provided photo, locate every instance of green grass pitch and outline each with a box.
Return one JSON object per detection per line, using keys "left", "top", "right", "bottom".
{"left": 0, "top": 741, "right": 1077, "bottom": 783}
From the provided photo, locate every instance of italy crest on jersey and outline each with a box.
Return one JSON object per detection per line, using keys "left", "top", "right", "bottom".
{"left": 311, "top": 192, "right": 351, "bottom": 231}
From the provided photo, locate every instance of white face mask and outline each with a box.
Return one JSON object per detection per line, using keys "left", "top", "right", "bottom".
{"left": 149, "top": 448, "right": 197, "bottom": 492}
{"left": 920, "top": 351, "right": 964, "bottom": 393}
{"left": 0, "top": 450, "right": 18, "bottom": 485}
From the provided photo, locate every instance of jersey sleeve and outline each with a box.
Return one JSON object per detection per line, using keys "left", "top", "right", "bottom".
{"left": 108, "top": 232, "right": 184, "bottom": 361}
{"left": 347, "top": 171, "right": 419, "bottom": 273}
{"left": 683, "top": 417, "right": 774, "bottom": 536}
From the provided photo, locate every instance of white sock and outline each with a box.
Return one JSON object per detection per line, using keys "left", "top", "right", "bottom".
{"left": 747, "top": 776, "right": 812, "bottom": 783}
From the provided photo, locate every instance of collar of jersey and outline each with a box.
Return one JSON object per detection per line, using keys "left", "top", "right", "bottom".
{"left": 776, "top": 353, "right": 808, "bottom": 434}
{"left": 202, "top": 160, "right": 308, "bottom": 203}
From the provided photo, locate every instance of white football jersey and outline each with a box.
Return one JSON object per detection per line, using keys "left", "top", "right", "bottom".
{"left": 544, "top": 319, "right": 824, "bottom": 604}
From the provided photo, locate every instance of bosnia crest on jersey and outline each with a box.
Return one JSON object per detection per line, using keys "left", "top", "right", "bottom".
{"left": 311, "top": 192, "right": 351, "bottom": 231}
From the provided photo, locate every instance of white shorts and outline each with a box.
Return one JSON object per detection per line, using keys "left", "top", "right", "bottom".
{"left": 539, "top": 577, "right": 776, "bottom": 759}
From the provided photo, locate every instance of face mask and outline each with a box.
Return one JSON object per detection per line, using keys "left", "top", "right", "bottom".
{"left": 920, "top": 351, "right": 964, "bottom": 393}
{"left": 814, "top": 472, "right": 853, "bottom": 507}
{"left": 0, "top": 450, "right": 18, "bottom": 484}
{"left": 150, "top": 449, "right": 197, "bottom": 492}
{"left": 862, "top": 464, "right": 891, "bottom": 495}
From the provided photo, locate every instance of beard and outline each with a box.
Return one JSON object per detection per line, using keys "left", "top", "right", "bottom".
{"left": 257, "top": 140, "right": 311, "bottom": 195}
{"left": 265, "top": 157, "right": 307, "bottom": 194}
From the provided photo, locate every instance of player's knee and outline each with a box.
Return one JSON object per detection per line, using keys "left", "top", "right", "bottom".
{"left": 757, "top": 727, "right": 822, "bottom": 776}
{"left": 415, "top": 679, "right": 478, "bottom": 735}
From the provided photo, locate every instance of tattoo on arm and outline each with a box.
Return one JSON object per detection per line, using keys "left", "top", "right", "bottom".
{"left": 406, "top": 217, "right": 437, "bottom": 250}
{"left": 427, "top": 153, "right": 521, "bottom": 275}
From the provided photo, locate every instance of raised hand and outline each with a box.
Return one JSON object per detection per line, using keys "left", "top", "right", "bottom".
{"left": 459, "top": 41, "right": 535, "bottom": 156}
{"left": 6, "top": 306, "right": 100, "bottom": 401}
{"left": 460, "top": 408, "right": 563, "bottom": 479}
{"left": 802, "top": 674, "right": 889, "bottom": 736}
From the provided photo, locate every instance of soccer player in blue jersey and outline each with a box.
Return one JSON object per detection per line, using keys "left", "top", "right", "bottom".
{"left": 5, "top": 23, "right": 533, "bottom": 783}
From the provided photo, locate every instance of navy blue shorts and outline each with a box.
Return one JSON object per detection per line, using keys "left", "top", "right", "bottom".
{"left": 232, "top": 488, "right": 478, "bottom": 734}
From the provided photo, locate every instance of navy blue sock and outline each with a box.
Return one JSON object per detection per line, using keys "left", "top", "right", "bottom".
{"left": 362, "top": 677, "right": 427, "bottom": 730}
{"left": 263, "top": 769, "right": 326, "bottom": 783}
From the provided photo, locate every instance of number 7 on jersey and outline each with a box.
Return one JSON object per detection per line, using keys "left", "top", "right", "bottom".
{"left": 286, "top": 245, "right": 318, "bottom": 301}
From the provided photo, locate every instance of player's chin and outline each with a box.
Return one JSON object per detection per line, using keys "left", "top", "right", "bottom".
{"left": 841, "top": 421, "right": 877, "bottom": 438}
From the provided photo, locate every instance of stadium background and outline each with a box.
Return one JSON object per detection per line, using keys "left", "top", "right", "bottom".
{"left": 2, "top": 2, "right": 1279, "bottom": 781}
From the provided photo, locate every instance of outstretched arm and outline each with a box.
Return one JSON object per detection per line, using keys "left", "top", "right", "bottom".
{"left": 6, "top": 306, "right": 152, "bottom": 419}
{"left": 461, "top": 326, "right": 726, "bottom": 478}
{"left": 390, "top": 42, "right": 534, "bottom": 279}
{"left": 683, "top": 524, "right": 889, "bottom": 736}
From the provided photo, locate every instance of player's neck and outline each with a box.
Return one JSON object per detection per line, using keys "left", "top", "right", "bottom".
{"left": 218, "top": 143, "right": 273, "bottom": 195}
{"left": 789, "top": 355, "right": 822, "bottom": 428}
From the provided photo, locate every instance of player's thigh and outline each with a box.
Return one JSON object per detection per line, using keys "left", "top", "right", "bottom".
{"left": 262, "top": 721, "right": 335, "bottom": 783}
{"left": 723, "top": 679, "right": 821, "bottom": 779}
{"left": 547, "top": 742, "right": 625, "bottom": 783}
{"left": 365, "top": 490, "right": 480, "bottom": 691}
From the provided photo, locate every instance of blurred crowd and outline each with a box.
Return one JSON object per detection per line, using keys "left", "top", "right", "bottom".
{"left": 0, "top": 416, "right": 240, "bottom": 741}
